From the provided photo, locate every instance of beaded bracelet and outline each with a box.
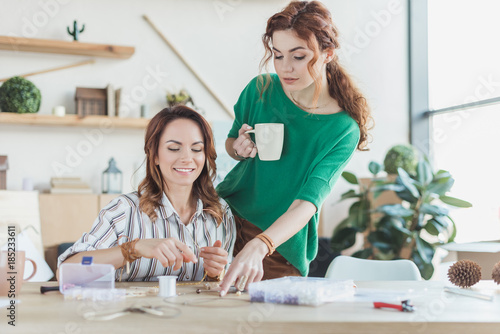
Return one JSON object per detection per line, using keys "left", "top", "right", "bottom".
{"left": 255, "top": 233, "right": 275, "bottom": 256}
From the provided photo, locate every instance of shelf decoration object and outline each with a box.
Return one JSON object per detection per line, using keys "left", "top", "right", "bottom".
{"left": 493, "top": 261, "right": 500, "bottom": 284}
{"left": 50, "top": 177, "right": 92, "bottom": 194}
{"left": 102, "top": 158, "right": 122, "bottom": 194}
{"left": 0, "top": 155, "right": 8, "bottom": 190}
{"left": 448, "top": 259, "right": 482, "bottom": 288}
{"left": 67, "top": 20, "right": 85, "bottom": 41}
{"left": 0, "top": 76, "right": 41, "bottom": 113}
{"left": 0, "top": 60, "right": 95, "bottom": 83}
{"left": 0, "top": 112, "right": 149, "bottom": 129}
{"left": 75, "top": 87, "right": 107, "bottom": 117}
{"left": 166, "top": 89, "right": 194, "bottom": 108}
{"left": 0, "top": 35, "right": 134, "bottom": 59}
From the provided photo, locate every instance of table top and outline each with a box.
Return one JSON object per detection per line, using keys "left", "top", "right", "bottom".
{"left": 2, "top": 280, "right": 500, "bottom": 334}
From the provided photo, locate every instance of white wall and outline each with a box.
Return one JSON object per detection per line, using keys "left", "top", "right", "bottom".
{"left": 0, "top": 0, "right": 409, "bottom": 236}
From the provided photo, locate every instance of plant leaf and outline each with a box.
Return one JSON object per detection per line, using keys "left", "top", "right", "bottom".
{"left": 340, "top": 189, "right": 361, "bottom": 201}
{"left": 427, "top": 176, "right": 454, "bottom": 196}
{"left": 342, "top": 171, "right": 358, "bottom": 185}
{"left": 397, "top": 168, "right": 420, "bottom": 198}
{"left": 376, "top": 204, "right": 414, "bottom": 217}
{"left": 424, "top": 219, "right": 443, "bottom": 236}
{"left": 352, "top": 248, "right": 373, "bottom": 259}
{"left": 434, "top": 170, "right": 451, "bottom": 180}
{"left": 415, "top": 213, "right": 425, "bottom": 230}
{"left": 368, "top": 229, "right": 395, "bottom": 253}
{"left": 371, "top": 184, "right": 405, "bottom": 193}
{"left": 415, "top": 236, "right": 435, "bottom": 263}
{"left": 332, "top": 217, "right": 352, "bottom": 235}
{"left": 447, "top": 215, "right": 457, "bottom": 242}
{"left": 330, "top": 227, "right": 358, "bottom": 253}
{"left": 375, "top": 251, "right": 396, "bottom": 260}
{"left": 432, "top": 215, "right": 450, "bottom": 229}
{"left": 368, "top": 161, "right": 382, "bottom": 175}
{"left": 439, "top": 195, "right": 472, "bottom": 208}
{"left": 395, "top": 187, "right": 419, "bottom": 203}
{"left": 420, "top": 203, "right": 449, "bottom": 216}
{"left": 348, "top": 200, "right": 370, "bottom": 230}
{"left": 417, "top": 159, "right": 433, "bottom": 186}
{"left": 384, "top": 216, "right": 412, "bottom": 236}
{"left": 412, "top": 252, "right": 434, "bottom": 280}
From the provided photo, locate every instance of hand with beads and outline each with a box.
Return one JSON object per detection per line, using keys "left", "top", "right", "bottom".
{"left": 134, "top": 238, "right": 197, "bottom": 271}
{"left": 200, "top": 240, "right": 229, "bottom": 278}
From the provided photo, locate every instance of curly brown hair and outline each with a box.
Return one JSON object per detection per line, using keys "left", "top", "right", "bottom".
{"left": 138, "top": 105, "right": 223, "bottom": 224}
{"left": 260, "top": 0, "right": 373, "bottom": 150}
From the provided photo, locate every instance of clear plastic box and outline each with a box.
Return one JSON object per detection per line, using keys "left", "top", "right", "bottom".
{"left": 59, "top": 262, "right": 115, "bottom": 293}
{"left": 248, "top": 277, "right": 355, "bottom": 306}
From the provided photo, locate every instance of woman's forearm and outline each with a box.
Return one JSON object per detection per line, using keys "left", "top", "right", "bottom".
{"left": 262, "top": 199, "right": 317, "bottom": 248}
{"left": 61, "top": 246, "right": 125, "bottom": 269}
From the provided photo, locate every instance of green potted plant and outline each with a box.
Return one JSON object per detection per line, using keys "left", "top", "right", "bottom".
{"left": 331, "top": 149, "right": 472, "bottom": 279}
{"left": 383, "top": 144, "right": 419, "bottom": 176}
{"left": 0, "top": 76, "right": 41, "bottom": 113}
{"left": 166, "top": 89, "right": 193, "bottom": 108}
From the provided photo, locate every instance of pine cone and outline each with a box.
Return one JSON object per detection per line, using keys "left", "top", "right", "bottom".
{"left": 448, "top": 260, "right": 481, "bottom": 288}
{"left": 492, "top": 261, "right": 500, "bottom": 285}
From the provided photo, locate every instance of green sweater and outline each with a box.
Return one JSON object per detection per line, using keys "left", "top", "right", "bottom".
{"left": 216, "top": 74, "right": 360, "bottom": 276}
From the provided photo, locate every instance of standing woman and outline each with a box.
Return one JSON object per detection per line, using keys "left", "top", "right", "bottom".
{"left": 59, "top": 106, "right": 235, "bottom": 282}
{"left": 218, "top": 1, "right": 371, "bottom": 295}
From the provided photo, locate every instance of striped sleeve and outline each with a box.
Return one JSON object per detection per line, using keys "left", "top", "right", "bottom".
{"left": 221, "top": 201, "right": 236, "bottom": 265}
{"left": 57, "top": 197, "right": 130, "bottom": 267}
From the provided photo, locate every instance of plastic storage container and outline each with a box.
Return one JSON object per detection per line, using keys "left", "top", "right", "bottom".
{"left": 59, "top": 262, "right": 115, "bottom": 293}
{"left": 248, "top": 277, "right": 355, "bottom": 306}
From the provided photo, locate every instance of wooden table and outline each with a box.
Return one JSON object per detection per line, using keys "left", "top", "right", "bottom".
{"left": 2, "top": 280, "right": 500, "bottom": 333}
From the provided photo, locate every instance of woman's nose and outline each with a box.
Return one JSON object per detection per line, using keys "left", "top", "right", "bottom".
{"left": 283, "top": 58, "right": 293, "bottom": 72}
{"left": 179, "top": 148, "right": 193, "bottom": 161}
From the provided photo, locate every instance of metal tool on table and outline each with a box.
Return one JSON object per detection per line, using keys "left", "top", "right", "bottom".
{"left": 373, "top": 300, "right": 414, "bottom": 312}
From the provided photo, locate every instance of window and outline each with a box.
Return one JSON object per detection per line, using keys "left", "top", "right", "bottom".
{"left": 425, "top": 0, "right": 500, "bottom": 242}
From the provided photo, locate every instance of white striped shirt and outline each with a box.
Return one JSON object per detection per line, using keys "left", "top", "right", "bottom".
{"left": 58, "top": 192, "right": 236, "bottom": 282}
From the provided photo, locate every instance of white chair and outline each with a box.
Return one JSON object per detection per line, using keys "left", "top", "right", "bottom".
{"left": 324, "top": 255, "right": 422, "bottom": 281}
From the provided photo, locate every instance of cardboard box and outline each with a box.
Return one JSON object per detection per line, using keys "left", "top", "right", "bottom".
{"left": 441, "top": 241, "right": 500, "bottom": 279}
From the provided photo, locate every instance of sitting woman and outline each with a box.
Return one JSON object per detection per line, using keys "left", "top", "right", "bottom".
{"left": 58, "top": 105, "right": 235, "bottom": 282}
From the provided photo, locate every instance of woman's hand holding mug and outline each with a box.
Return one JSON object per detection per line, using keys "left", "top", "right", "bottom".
{"left": 233, "top": 124, "right": 257, "bottom": 159}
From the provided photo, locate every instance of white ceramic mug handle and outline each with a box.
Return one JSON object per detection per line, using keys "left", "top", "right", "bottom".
{"left": 245, "top": 130, "right": 255, "bottom": 134}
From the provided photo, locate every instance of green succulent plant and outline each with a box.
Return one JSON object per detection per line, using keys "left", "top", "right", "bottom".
{"left": 166, "top": 89, "right": 193, "bottom": 107}
{"left": 384, "top": 144, "right": 419, "bottom": 175}
{"left": 331, "top": 154, "right": 472, "bottom": 280}
{"left": 0, "top": 76, "right": 41, "bottom": 113}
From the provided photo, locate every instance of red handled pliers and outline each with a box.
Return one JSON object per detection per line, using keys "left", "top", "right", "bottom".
{"left": 373, "top": 300, "right": 414, "bottom": 312}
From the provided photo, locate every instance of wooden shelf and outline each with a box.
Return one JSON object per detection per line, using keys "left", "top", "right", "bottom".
{"left": 0, "top": 36, "right": 134, "bottom": 59}
{"left": 0, "top": 112, "right": 149, "bottom": 129}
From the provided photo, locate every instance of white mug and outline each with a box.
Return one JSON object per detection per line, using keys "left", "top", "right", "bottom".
{"left": 245, "top": 123, "right": 284, "bottom": 161}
